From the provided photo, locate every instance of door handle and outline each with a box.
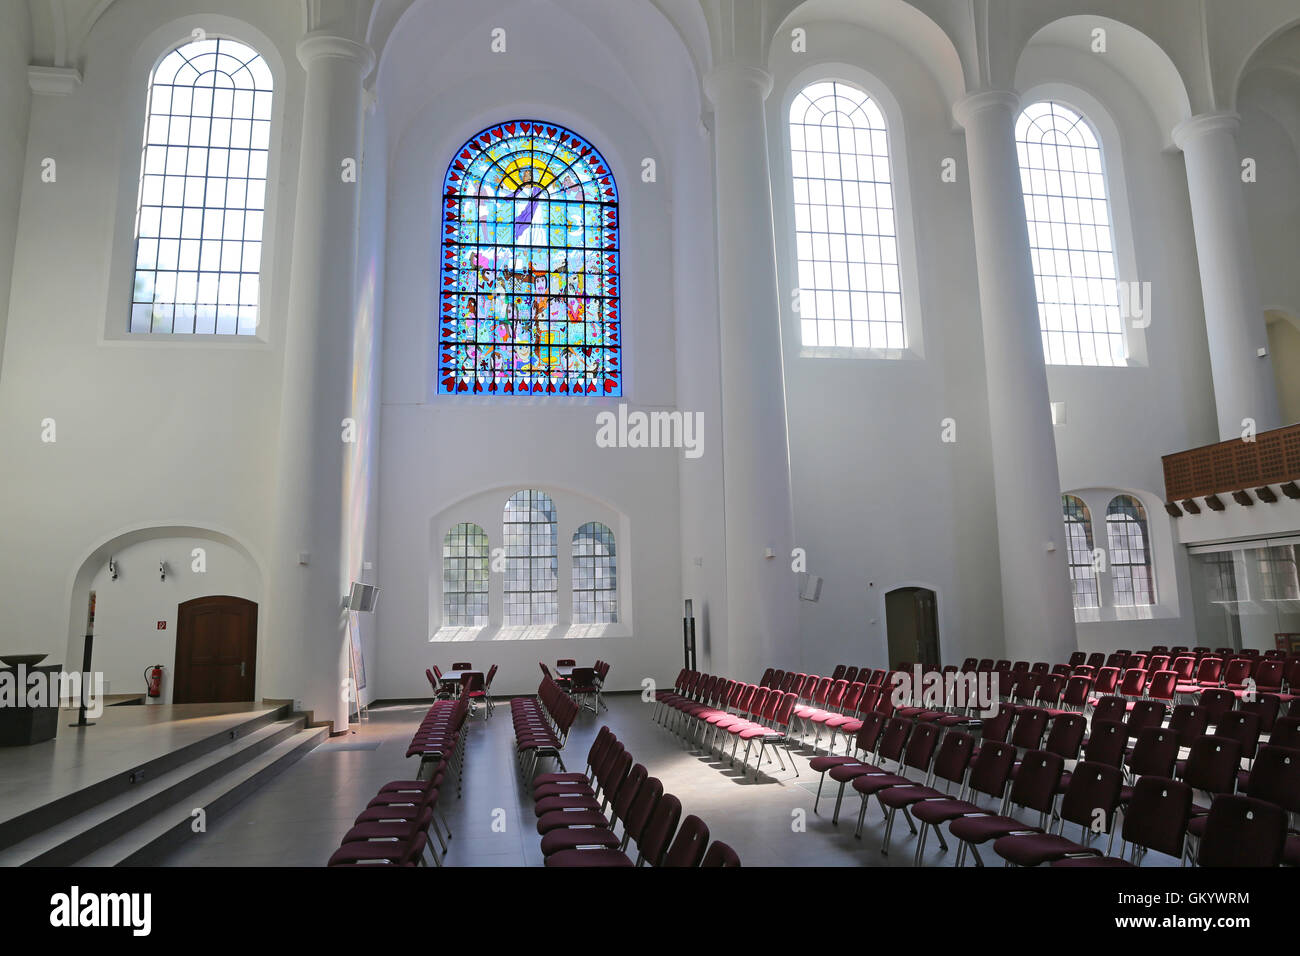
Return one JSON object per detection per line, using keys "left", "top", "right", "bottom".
{"left": 240, "top": 661, "right": 246, "bottom": 678}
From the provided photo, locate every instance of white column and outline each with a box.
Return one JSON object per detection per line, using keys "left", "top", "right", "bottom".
{"left": 266, "top": 32, "right": 373, "bottom": 731}
{"left": 953, "top": 90, "right": 1077, "bottom": 665}
{"left": 703, "top": 62, "right": 798, "bottom": 682}
{"left": 1174, "top": 112, "right": 1280, "bottom": 440}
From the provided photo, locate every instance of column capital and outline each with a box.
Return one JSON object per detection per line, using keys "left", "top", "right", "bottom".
{"left": 952, "top": 89, "right": 1021, "bottom": 129}
{"left": 1172, "top": 111, "right": 1240, "bottom": 151}
{"left": 297, "top": 31, "right": 375, "bottom": 78}
{"left": 703, "top": 61, "right": 774, "bottom": 107}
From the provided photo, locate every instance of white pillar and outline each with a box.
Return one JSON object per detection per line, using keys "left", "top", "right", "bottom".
{"left": 954, "top": 90, "right": 1077, "bottom": 665}
{"left": 267, "top": 32, "right": 373, "bottom": 731}
{"left": 1173, "top": 112, "right": 1280, "bottom": 440}
{"left": 703, "top": 62, "right": 798, "bottom": 681}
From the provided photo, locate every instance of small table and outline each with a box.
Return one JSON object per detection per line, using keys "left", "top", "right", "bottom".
{"left": 554, "top": 665, "right": 575, "bottom": 678}
{"left": 440, "top": 669, "right": 468, "bottom": 683}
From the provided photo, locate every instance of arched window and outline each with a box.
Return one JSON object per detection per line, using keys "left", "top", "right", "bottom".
{"left": 130, "top": 38, "right": 273, "bottom": 334}
{"left": 1015, "top": 101, "right": 1124, "bottom": 366}
{"left": 572, "top": 522, "right": 617, "bottom": 624}
{"left": 439, "top": 122, "right": 620, "bottom": 395}
{"left": 1106, "top": 494, "right": 1154, "bottom": 606}
{"left": 442, "top": 523, "right": 489, "bottom": 626}
{"left": 789, "top": 80, "right": 904, "bottom": 350}
{"left": 503, "top": 490, "right": 558, "bottom": 624}
{"left": 1062, "top": 494, "right": 1099, "bottom": 609}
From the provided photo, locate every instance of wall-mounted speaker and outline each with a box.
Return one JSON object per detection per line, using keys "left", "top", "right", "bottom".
{"left": 347, "top": 582, "right": 381, "bottom": 613}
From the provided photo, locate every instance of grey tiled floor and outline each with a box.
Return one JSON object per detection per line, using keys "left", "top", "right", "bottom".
{"left": 155, "top": 694, "right": 1181, "bottom": 867}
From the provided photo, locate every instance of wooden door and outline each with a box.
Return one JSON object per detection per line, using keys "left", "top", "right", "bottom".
{"left": 173, "top": 596, "right": 257, "bottom": 704}
{"left": 885, "top": 587, "right": 941, "bottom": 672}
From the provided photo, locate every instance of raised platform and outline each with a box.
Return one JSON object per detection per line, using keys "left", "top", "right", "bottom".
{"left": 0, "top": 702, "right": 326, "bottom": 866}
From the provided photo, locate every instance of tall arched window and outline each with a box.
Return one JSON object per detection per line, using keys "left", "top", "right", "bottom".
{"left": 1016, "top": 101, "right": 1124, "bottom": 366}
{"left": 1062, "top": 494, "right": 1099, "bottom": 609}
{"left": 572, "top": 522, "right": 617, "bottom": 624}
{"left": 442, "top": 523, "right": 489, "bottom": 626}
{"left": 789, "top": 81, "right": 904, "bottom": 350}
{"left": 503, "top": 490, "right": 558, "bottom": 624}
{"left": 131, "top": 38, "right": 273, "bottom": 334}
{"left": 1106, "top": 494, "right": 1154, "bottom": 606}
{"left": 439, "top": 122, "right": 620, "bottom": 395}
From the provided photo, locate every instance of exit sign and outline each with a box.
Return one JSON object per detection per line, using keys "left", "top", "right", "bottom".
{"left": 157, "top": 621, "right": 166, "bottom": 630}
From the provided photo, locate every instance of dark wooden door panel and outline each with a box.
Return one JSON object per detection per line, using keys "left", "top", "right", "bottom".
{"left": 174, "top": 596, "right": 257, "bottom": 704}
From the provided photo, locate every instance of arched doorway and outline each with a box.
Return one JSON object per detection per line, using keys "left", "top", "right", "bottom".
{"left": 885, "top": 587, "right": 940, "bottom": 672}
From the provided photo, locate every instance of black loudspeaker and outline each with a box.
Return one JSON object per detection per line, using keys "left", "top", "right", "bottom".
{"left": 348, "top": 582, "right": 381, "bottom": 613}
{"left": 683, "top": 599, "right": 697, "bottom": 671}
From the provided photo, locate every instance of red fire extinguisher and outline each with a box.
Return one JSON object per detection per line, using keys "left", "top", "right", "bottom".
{"left": 145, "top": 665, "right": 164, "bottom": 698}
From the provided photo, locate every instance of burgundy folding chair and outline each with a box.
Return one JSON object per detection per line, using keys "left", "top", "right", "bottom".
{"left": 1169, "top": 704, "right": 1209, "bottom": 749}
{"left": 994, "top": 762, "right": 1123, "bottom": 866}
{"left": 1270, "top": 715, "right": 1300, "bottom": 749}
{"left": 1052, "top": 776, "right": 1191, "bottom": 867}
{"left": 878, "top": 730, "right": 975, "bottom": 855}
{"left": 1126, "top": 699, "right": 1166, "bottom": 736}
{"left": 1200, "top": 688, "right": 1237, "bottom": 727}
{"left": 1091, "top": 667, "right": 1121, "bottom": 698}
{"left": 661, "top": 814, "right": 710, "bottom": 867}
{"left": 1120, "top": 727, "right": 1179, "bottom": 803}
{"left": 1117, "top": 668, "right": 1148, "bottom": 699}
{"left": 827, "top": 716, "right": 912, "bottom": 825}
{"left": 850, "top": 722, "right": 943, "bottom": 838}
{"left": 910, "top": 740, "right": 1017, "bottom": 865}
{"left": 700, "top": 841, "right": 741, "bottom": 867}
{"left": 948, "top": 750, "right": 1065, "bottom": 866}
{"left": 1196, "top": 795, "right": 1286, "bottom": 867}
{"left": 809, "top": 713, "right": 886, "bottom": 814}
{"left": 1178, "top": 735, "right": 1243, "bottom": 821}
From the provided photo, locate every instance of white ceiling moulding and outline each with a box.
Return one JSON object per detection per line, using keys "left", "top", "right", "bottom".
{"left": 28, "top": 64, "right": 83, "bottom": 95}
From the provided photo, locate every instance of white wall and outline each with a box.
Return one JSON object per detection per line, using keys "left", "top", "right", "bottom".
{"left": 0, "top": 1, "right": 31, "bottom": 378}
{"left": 767, "top": 22, "right": 1006, "bottom": 675}
{"left": 80, "top": 536, "right": 261, "bottom": 703}
{"left": 371, "top": 0, "right": 699, "bottom": 699}
{"left": 0, "top": 1, "right": 302, "bottom": 687}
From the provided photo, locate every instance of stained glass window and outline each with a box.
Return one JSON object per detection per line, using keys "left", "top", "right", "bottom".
{"left": 572, "top": 522, "right": 617, "bottom": 624}
{"left": 503, "top": 490, "right": 558, "bottom": 624}
{"left": 131, "top": 37, "right": 273, "bottom": 334}
{"left": 789, "top": 80, "right": 905, "bottom": 350}
{"left": 438, "top": 122, "right": 620, "bottom": 395}
{"left": 1062, "top": 495, "right": 1099, "bottom": 609}
{"left": 1016, "top": 102, "right": 1125, "bottom": 366}
{"left": 442, "top": 523, "right": 489, "bottom": 626}
{"left": 1106, "top": 494, "right": 1154, "bottom": 606}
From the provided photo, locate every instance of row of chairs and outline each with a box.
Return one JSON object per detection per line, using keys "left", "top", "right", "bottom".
{"left": 513, "top": 678, "right": 580, "bottom": 781}
{"left": 806, "top": 696, "right": 1300, "bottom": 866}
{"left": 652, "top": 671, "right": 805, "bottom": 778}
{"left": 529, "top": 726, "right": 740, "bottom": 867}
{"left": 328, "top": 699, "right": 471, "bottom": 866}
